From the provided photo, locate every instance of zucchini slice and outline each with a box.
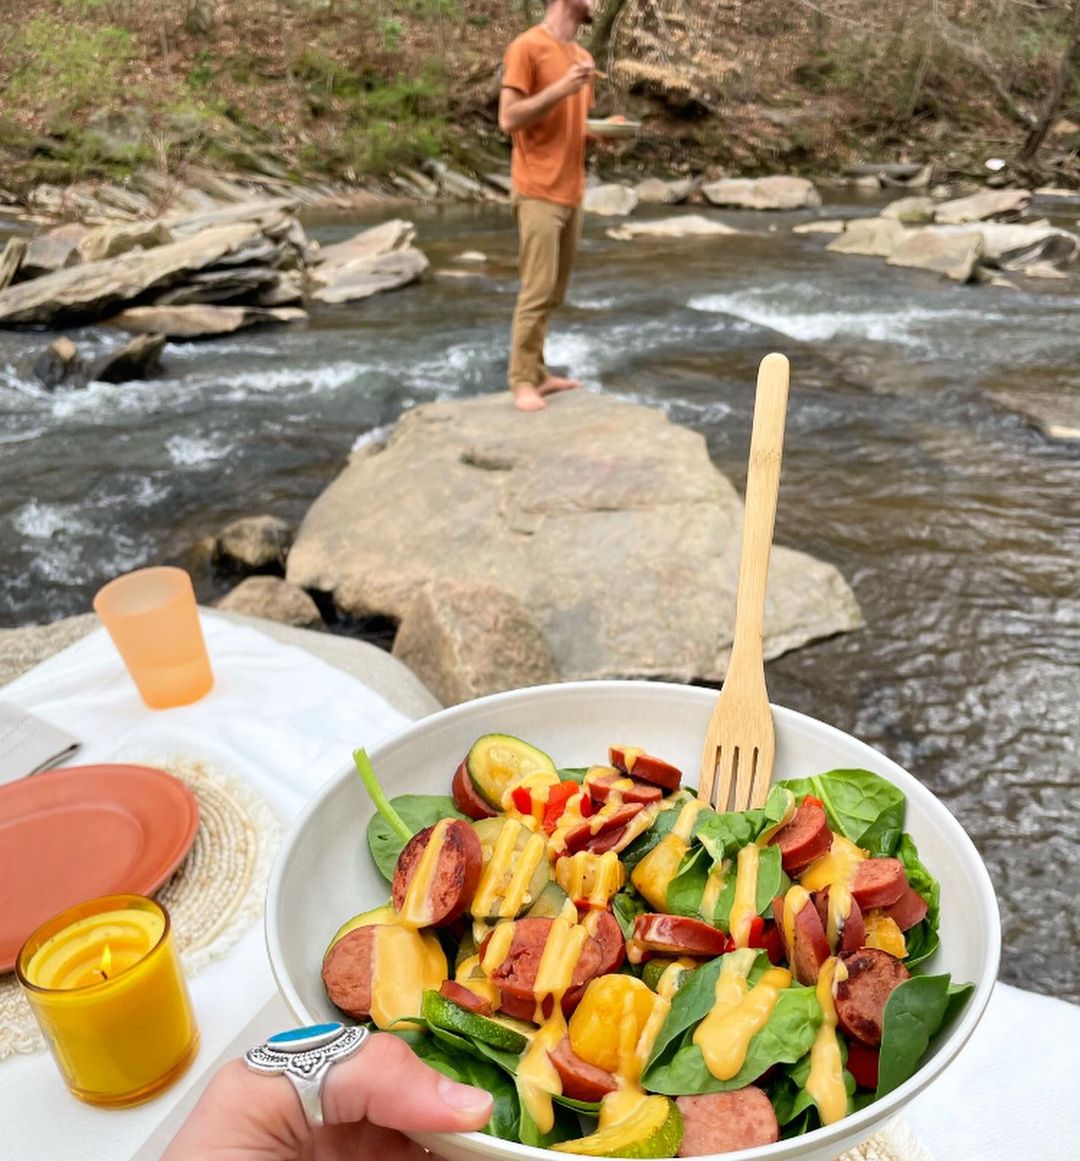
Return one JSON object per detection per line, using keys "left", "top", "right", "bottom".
{"left": 553, "top": 1095, "right": 683, "bottom": 1158}
{"left": 466, "top": 733, "right": 557, "bottom": 809}
{"left": 421, "top": 989, "right": 530, "bottom": 1054}
{"left": 324, "top": 902, "right": 396, "bottom": 957}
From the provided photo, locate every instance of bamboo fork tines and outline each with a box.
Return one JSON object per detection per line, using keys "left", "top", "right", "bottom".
{"left": 698, "top": 353, "right": 790, "bottom": 815}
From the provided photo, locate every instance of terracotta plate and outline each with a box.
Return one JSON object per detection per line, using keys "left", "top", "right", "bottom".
{"left": 0, "top": 764, "right": 200, "bottom": 972}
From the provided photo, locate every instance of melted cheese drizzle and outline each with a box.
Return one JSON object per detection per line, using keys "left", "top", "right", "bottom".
{"left": 629, "top": 798, "right": 703, "bottom": 911}
{"left": 503, "top": 767, "right": 560, "bottom": 816}
{"left": 728, "top": 842, "right": 761, "bottom": 947}
{"left": 693, "top": 952, "right": 792, "bottom": 1080}
{"left": 700, "top": 861, "right": 728, "bottom": 924}
{"left": 480, "top": 920, "right": 516, "bottom": 976}
{"left": 655, "top": 958, "right": 698, "bottom": 1001}
{"left": 397, "top": 819, "right": 449, "bottom": 929}
{"left": 453, "top": 954, "right": 500, "bottom": 1009}
{"left": 471, "top": 820, "right": 547, "bottom": 923}
{"left": 757, "top": 790, "right": 797, "bottom": 846}
{"left": 781, "top": 884, "right": 812, "bottom": 962}
{"left": 825, "top": 882, "right": 854, "bottom": 952}
{"left": 517, "top": 1014, "right": 566, "bottom": 1133}
{"left": 616, "top": 746, "right": 644, "bottom": 775}
{"left": 558, "top": 850, "right": 626, "bottom": 909}
{"left": 370, "top": 925, "right": 447, "bottom": 1030}
{"left": 805, "top": 955, "right": 849, "bottom": 1125}
{"left": 798, "top": 834, "right": 867, "bottom": 892}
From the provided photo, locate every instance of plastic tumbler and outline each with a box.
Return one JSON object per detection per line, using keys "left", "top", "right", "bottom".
{"left": 93, "top": 567, "right": 213, "bottom": 709}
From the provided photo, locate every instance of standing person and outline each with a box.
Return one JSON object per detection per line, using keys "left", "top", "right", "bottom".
{"left": 500, "top": 0, "right": 596, "bottom": 412}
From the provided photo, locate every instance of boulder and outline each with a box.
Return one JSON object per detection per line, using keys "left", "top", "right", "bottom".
{"left": 153, "top": 265, "right": 283, "bottom": 306}
{"left": 0, "top": 222, "right": 267, "bottom": 325}
{"left": 792, "top": 220, "right": 846, "bottom": 235}
{"left": 886, "top": 228, "right": 983, "bottom": 282}
{"left": 422, "top": 160, "right": 491, "bottom": 201}
{"left": 108, "top": 304, "right": 306, "bottom": 339}
{"left": 702, "top": 176, "right": 822, "bottom": 210}
{"left": 217, "top": 514, "right": 294, "bottom": 571}
{"left": 88, "top": 333, "right": 166, "bottom": 383}
{"left": 214, "top": 577, "right": 323, "bottom": 629}
{"left": 584, "top": 184, "right": 639, "bottom": 216}
{"left": 77, "top": 221, "right": 174, "bottom": 264}
{"left": 285, "top": 393, "right": 862, "bottom": 683}
{"left": 255, "top": 270, "right": 306, "bottom": 307}
{"left": 392, "top": 580, "right": 558, "bottom": 705}
{"left": 606, "top": 214, "right": 739, "bottom": 241}
{"left": 851, "top": 176, "right": 882, "bottom": 192}
{"left": 310, "top": 250, "right": 429, "bottom": 304}
{"left": 21, "top": 233, "right": 82, "bottom": 279}
{"left": 826, "top": 217, "right": 911, "bottom": 258}
{"left": 933, "top": 189, "right": 1031, "bottom": 224}
{"left": 31, "top": 337, "right": 86, "bottom": 390}
{"left": 635, "top": 177, "right": 696, "bottom": 205}
{"left": 881, "top": 196, "right": 936, "bottom": 225}
{"left": 972, "top": 223, "right": 1079, "bottom": 271}
{"left": 0, "top": 237, "right": 26, "bottom": 290}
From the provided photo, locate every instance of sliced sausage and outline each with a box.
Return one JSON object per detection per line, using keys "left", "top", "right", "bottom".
{"left": 881, "top": 885, "right": 929, "bottom": 932}
{"left": 609, "top": 746, "right": 682, "bottom": 793}
{"left": 549, "top": 1037, "right": 619, "bottom": 1102}
{"left": 452, "top": 759, "right": 498, "bottom": 820}
{"left": 631, "top": 913, "right": 730, "bottom": 959}
{"left": 844, "top": 1037, "right": 880, "bottom": 1090}
{"left": 851, "top": 858, "right": 908, "bottom": 910}
{"left": 439, "top": 979, "right": 494, "bottom": 1017}
{"left": 811, "top": 887, "right": 866, "bottom": 955}
{"left": 322, "top": 925, "right": 376, "bottom": 1020}
{"left": 768, "top": 798, "right": 832, "bottom": 872}
{"left": 584, "top": 768, "right": 663, "bottom": 806}
{"left": 587, "top": 909, "right": 627, "bottom": 975}
{"left": 782, "top": 895, "right": 832, "bottom": 986}
{"left": 835, "top": 947, "right": 911, "bottom": 1047}
{"left": 676, "top": 1088, "right": 779, "bottom": 1156}
{"left": 481, "top": 917, "right": 603, "bottom": 1022}
{"left": 564, "top": 803, "right": 643, "bottom": 855}
{"left": 392, "top": 819, "right": 483, "bottom": 928}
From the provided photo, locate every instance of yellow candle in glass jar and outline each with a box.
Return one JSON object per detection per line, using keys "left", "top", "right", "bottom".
{"left": 17, "top": 895, "right": 199, "bottom": 1107}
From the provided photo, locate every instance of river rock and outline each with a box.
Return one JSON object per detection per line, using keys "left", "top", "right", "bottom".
{"left": 77, "top": 221, "right": 174, "bottom": 264}
{"left": 792, "top": 220, "right": 846, "bottom": 235}
{"left": 0, "top": 237, "right": 26, "bottom": 290}
{"left": 108, "top": 304, "right": 306, "bottom": 339}
{"left": 0, "top": 222, "right": 266, "bottom": 325}
{"left": 702, "top": 176, "right": 822, "bottom": 210}
{"left": 972, "top": 223, "right": 1079, "bottom": 270}
{"left": 933, "top": 188, "right": 1031, "bottom": 224}
{"left": 584, "top": 184, "right": 639, "bottom": 216}
{"left": 214, "top": 577, "right": 323, "bottom": 629}
{"left": 392, "top": 579, "right": 558, "bottom": 706}
{"left": 285, "top": 393, "right": 862, "bottom": 685}
{"left": 887, "top": 228, "right": 984, "bottom": 282}
{"left": 152, "top": 265, "right": 283, "bottom": 306}
{"left": 606, "top": 214, "right": 739, "bottom": 241}
{"left": 217, "top": 514, "right": 294, "bottom": 571}
{"left": 87, "top": 333, "right": 166, "bottom": 383}
{"left": 635, "top": 177, "right": 696, "bottom": 205}
{"left": 308, "top": 220, "right": 429, "bottom": 303}
{"left": 826, "top": 217, "right": 911, "bottom": 258}
{"left": 881, "top": 196, "right": 936, "bottom": 225}
{"left": 21, "top": 234, "right": 82, "bottom": 279}
{"left": 422, "top": 160, "right": 491, "bottom": 201}
{"left": 32, "top": 337, "right": 86, "bottom": 390}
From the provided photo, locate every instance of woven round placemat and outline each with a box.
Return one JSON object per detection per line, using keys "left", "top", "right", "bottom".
{"left": 0, "top": 755, "right": 281, "bottom": 1061}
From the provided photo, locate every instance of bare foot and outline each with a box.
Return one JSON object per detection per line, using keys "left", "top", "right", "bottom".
{"left": 513, "top": 385, "right": 547, "bottom": 411}
{"left": 537, "top": 375, "right": 582, "bottom": 396}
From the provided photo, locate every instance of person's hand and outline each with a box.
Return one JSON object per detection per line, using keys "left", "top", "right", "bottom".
{"left": 162, "top": 1031, "right": 494, "bottom": 1160}
{"left": 556, "top": 61, "right": 594, "bottom": 98}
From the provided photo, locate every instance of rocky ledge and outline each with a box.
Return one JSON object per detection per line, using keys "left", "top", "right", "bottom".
{"left": 284, "top": 392, "right": 862, "bottom": 698}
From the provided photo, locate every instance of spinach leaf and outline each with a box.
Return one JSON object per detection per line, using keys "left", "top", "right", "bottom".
{"left": 876, "top": 973, "right": 956, "bottom": 1098}
{"left": 711, "top": 844, "right": 788, "bottom": 932}
{"left": 695, "top": 808, "right": 761, "bottom": 864}
{"left": 393, "top": 1028, "right": 518, "bottom": 1140}
{"left": 665, "top": 846, "right": 713, "bottom": 919}
{"left": 779, "top": 769, "right": 905, "bottom": 856}
{"left": 367, "top": 795, "right": 466, "bottom": 882}
{"left": 643, "top": 951, "right": 823, "bottom": 1095}
{"left": 620, "top": 791, "right": 697, "bottom": 870}
{"left": 612, "top": 885, "right": 647, "bottom": 941}
{"left": 774, "top": 1042, "right": 854, "bottom": 1127}
{"left": 896, "top": 833, "right": 942, "bottom": 968}
{"left": 557, "top": 767, "right": 590, "bottom": 784}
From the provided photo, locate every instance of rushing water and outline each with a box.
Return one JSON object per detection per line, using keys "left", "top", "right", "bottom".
{"left": 1, "top": 197, "right": 1078, "bottom": 1001}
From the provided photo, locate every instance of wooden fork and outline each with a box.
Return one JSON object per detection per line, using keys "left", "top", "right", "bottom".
{"left": 699, "top": 353, "right": 790, "bottom": 814}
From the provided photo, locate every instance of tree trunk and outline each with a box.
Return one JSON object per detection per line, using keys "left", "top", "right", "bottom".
{"left": 589, "top": 0, "right": 631, "bottom": 66}
{"left": 1017, "top": 0, "right": 1080, "bottom": 163}
{"left": 185, "top": 0, "right": 215, "bottom": 36}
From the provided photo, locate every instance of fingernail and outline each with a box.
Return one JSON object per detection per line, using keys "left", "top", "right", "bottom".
{"left": 437, "top": 1075, "right": 492, "bottom": 1114}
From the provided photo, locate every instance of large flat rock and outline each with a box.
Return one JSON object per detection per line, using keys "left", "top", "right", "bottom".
{"left": 286, "top": 393, "right": 862, "bottom": 684}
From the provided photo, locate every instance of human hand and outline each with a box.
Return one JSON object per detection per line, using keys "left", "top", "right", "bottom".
{"left": 161, "top": 1031, "right": 494, "bottom": 1161}
{"left": 557, "top": 61, "right": 594, "bottom": 98}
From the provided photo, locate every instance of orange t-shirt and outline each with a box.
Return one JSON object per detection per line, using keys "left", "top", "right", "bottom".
{"left": 502, "top": 26, "right": 594, "bottom": 207}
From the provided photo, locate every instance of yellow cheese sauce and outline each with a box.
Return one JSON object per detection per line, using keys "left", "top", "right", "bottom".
{"left": 805, "top": 955, "right": 849, "bottom": 1125}
{"left": 480, "top": 920, "right": 516, "bottom": 976}
{"left": 396, "top": 818, "right": 449, "bottom": 929}
{"left": 825, "top": 882, "right": 854, "bottom": 952}
{"left": 692, "top": 951, "right": 792, "bottom": 1080}
{"left": 798, "top": 834, "right": 867, "bottom": 892}
{"left": 628, "top": 798, "right": 702, "bottom": 910}
{"left": 728, "top": 843, "right": 761, "bottom": 948}
{"left": 517, "top": 1013, "right": 566, "bottom": 1133}
{"left": 781, "top": 884, "right": 812, "bottom": 962}
{"left": 700, "top": 861, "right": 729, "bottom": 924}
{"left": 472, "top": 820, "right": 547, "bottom": 923}
{"left": 556, "top": 850, "right": 626, "bottom": 909}
{"left": 369, "top": 925, "right": 447, "bottom": 1030}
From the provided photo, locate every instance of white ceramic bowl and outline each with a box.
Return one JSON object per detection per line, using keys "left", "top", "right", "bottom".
{"left": 266, "top": 681, "right": 999, "bottom": 1161}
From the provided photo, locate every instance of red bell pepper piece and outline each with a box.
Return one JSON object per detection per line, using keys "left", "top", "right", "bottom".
{"left": 543, "top": 781, "right": 586, "bottom": 833}
{"left": 510, "top": 786, "right": 534, "bottom": 815}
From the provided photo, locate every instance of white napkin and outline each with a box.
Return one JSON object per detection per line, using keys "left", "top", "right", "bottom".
{"left": 0, "top": 700, "right": 80, "bottom": 783}
{"left": 0, "top": 612, "right": 413, "bottom": 1160}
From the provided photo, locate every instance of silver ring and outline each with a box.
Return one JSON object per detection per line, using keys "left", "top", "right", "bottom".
{"left": 245, "top": 1022, "right": 370, "bottom": 1126}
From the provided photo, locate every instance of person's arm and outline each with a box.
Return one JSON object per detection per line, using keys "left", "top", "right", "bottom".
{"left": 499, "top": 60, "right": 593, "bottom": 134}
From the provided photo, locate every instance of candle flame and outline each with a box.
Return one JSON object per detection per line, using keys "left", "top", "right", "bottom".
{"left": 99, "top": 943, "right": 112, "bottom": 981}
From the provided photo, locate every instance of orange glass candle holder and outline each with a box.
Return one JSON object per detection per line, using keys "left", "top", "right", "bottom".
{"left": 93, "top": 566, "right": 213, "bottom": 709}
{"left": 16, "top": 894, "right": 199, "bottom": 1107}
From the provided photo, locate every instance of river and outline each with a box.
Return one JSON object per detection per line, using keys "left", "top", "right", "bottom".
{"left": 1, "top": 196, "right": 1078, "bottom": 1002}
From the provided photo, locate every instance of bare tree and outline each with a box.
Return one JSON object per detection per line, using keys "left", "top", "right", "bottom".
{"left": 1017, "top": 0, "right": 1080, "bottom": 163}
{"left": 185, "top": 0, "right": 215, "bottom": 36}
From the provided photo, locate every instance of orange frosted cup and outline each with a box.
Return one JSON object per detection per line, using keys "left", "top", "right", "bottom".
{"left": 93, "top": 567, "right": 213, "bottom": 709}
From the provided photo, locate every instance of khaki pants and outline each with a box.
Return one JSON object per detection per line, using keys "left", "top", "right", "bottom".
{"left": 508, "top": 195, "right": 583, "bottom": 392}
